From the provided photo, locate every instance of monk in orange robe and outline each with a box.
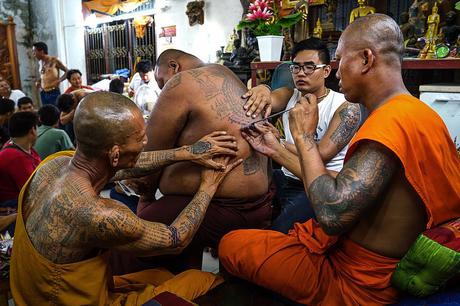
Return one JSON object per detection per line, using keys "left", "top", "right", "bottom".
{"left": 10, "top": 92, "right": 242, "bottom": 305}
{"left": 219, "top": 14, "right": 460, "bottom": 305}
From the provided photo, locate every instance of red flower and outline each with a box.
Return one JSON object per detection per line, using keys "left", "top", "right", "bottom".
{"left": 249, "top": 0, "right": 272, "bottom": 13}
{"left": 247, "top": 7, "right": 273, "bottom": 21}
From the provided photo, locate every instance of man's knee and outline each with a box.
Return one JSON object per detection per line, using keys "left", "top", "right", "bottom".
{"left": 218, "top": 230, "right": 250, "bottom": 272}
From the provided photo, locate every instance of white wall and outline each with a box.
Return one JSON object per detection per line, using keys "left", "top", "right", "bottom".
{"left": 154, "top": 0, "right": 243, "bottom": 63}
{"left": 54, "top": 0, "right": 87, "bottom": 89}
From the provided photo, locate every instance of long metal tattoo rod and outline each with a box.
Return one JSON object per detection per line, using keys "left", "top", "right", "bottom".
{"left": 246, "top": 105, "right": 296, "bottom": 128}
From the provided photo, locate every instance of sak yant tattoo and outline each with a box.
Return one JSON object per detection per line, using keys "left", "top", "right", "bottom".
{"left": 243, "top": 150, "right": 261, "bottom": 175}
{"left": 330, "top": 103, "right": 361, "bottom": 149}
{"left": 307, "top": 141, "right": 397, "bottom": 235}
{"left": 190, "top": 140, "right": 212, "bottom": 154}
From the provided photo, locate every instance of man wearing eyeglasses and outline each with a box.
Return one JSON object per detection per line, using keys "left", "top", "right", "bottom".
{"left": 242, "top": 38, "right": 362, "bottom": 233}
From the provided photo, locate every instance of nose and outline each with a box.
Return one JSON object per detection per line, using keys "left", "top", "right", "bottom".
{"left": 335, "top": 69, "right": 341, "bottom": 80}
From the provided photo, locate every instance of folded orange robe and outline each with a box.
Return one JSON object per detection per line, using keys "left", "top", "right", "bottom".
{"left": 10, "top": 151, "right": 223, "bottom": 306}
{"left": 219, "top": 94, "right": 460, "bottom": 305}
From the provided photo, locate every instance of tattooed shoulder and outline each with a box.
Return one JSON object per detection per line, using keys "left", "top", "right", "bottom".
{"left": 163, "top": 73, "right": 182, "bottom": 91}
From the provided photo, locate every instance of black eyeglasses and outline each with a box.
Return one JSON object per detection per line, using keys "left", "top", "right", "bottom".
{"left": 289, "top": 63, "right": 327, "bottom": 75}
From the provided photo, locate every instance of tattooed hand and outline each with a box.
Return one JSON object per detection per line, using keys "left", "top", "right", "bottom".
{"left": 187, "top": 131, "right": 239, "bottom": 169}
{"left": 242, "top": 84, "right": 272, "bottom": 118}
{"left": 289, "top": 94, "right": 319, "bottom": 144}
{"left": 201, "top": 156, "right": 243, "bottom": 191}
{"left": 241, "top": 122, "right": 282, "bottom": 157}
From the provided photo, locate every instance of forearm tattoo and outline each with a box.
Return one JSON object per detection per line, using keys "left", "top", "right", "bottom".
{"left": 169, "top": 190, "right": 212, "bottom": 248}
{"left": 189, "top": 141, "right": 212, "bottom": 154}
{"left": 112, "top": 150, "right": 176, "bottom": 181}
{"left": 330, "top": 103, "right": 361, "bottom": 149}
{"left": 301, "top": 133, "right": 317, "bottom": 152}
{"left": 307, "top": 142, "right": 397, "bottom": 235}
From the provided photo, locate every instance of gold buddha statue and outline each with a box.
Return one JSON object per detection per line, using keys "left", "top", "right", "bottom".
{"left": 225, "top": 29, "right": 239, "bottom": 53}
{"left": 349, "top": 0, "right": 376, "bottom": 24}
{"left": 293, "top": 0, "right": 309, "bottom": 42}
{"left": 312, "top": 18, "right": 323, "bottom": 39}
{"left": 419, "top": 2, "right": 440, "bottom": 59}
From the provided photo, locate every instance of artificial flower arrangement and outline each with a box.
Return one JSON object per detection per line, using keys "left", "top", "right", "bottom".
{"left": 237, "top": 0, "right": 304, "bottom": 36}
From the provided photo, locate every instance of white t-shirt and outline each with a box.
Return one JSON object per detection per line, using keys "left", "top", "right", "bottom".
{"left": 282, "top": 88, "right": 348, "bottom": 179}
{"left": 129, "top": 72, "right": 161, "bottom": 112}
{"left": 8, "top": 90, "right": 26, "bottom": 106}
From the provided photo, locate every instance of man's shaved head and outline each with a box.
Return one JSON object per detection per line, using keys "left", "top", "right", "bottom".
{"left": 156, "top": 49, "right": 189, "bottom": 67}
{"left": 340, "top": 13, "right": 404, "bottom": 66}
{"left": 74, "top": 92, "right": 142, "bottom": 157}
{"left": 154, "top": 49, "right": 203, "bottom": 89}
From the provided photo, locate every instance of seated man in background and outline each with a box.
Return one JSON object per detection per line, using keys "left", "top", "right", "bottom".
{"left": 64, "top": 69, "right": 93, "bottom": 94}
{"left": 17, "top": 96, "right": 35, "bottom": 112}
{"left": 128, "top": 59, "right": 161, "bottom": 98}
{"left": 11, "top": 92, "right": 241, "bottom": 305}
{"left": 117, "top": 49, "right": 273, "bottom": 273}
{"left": 34, "top": 104, "right": 74, "bottom": 160}
{"left": 219, "top": 14, "right": 460, "bottom": 305}
{"left": 0, "top": 112, "right": 40, "bottom": 231}
{"left": 0, "top": 78, "right": 25, "bottom": 106}
{"left": 243, "top": 38, "right": 362, "bottom": 233}
{"left": 0, "top": 98, "right": 15, "bottom": 147}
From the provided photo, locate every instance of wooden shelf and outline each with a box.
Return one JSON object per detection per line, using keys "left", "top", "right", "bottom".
{"left": 250, "top": 59, "right": 460, "bottom": 86}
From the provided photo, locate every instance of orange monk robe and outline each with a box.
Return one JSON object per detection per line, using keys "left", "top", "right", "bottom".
{"left": 219, "top": 94, "right": 460, "bottom": 305}
{"left": 11, "top": 151, "right": 223, "bottom": 306}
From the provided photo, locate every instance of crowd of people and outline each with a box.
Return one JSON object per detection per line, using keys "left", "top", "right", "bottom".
{"left": 1, "top": 14, "right": 459, "bottom": 305}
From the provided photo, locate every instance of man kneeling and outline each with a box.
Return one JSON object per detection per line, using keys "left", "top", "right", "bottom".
{"left": 10, "top": 92, "right": 241, "bottom": 305}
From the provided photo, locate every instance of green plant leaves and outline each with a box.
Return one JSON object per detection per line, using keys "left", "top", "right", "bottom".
{"left": 237, "top": 11, "right": 302, "bottom": 36}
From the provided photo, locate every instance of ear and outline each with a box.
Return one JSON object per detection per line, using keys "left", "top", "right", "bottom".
{"left": 108, "top": 145, "right": 120, "bottom": 167}
{"left": 168, "top": 60, "right": 180, "bottom": 74}
{"left": 361, "top": 49, "right": 375, "bottom": 74}
{"left": 323, "top": 64, "right": 332, "bottom": 78}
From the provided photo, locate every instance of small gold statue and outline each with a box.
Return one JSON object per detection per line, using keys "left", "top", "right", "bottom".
{"left": 293, "top": 0, "right": 310, "bottom": 42}
{"left": 323, "top": 0, "right": 337, "bottom": 31}
{"left": 349, "top": 0, "right": 376, "bottom": 24}
{"left": 419, "top": 2, "right": 440, "bottom": 59}
{"left": 225, "top": 29, "right": 239, "bottom": 53}
{"left": 312, "top": 18, "right": 323, "bottom": 39}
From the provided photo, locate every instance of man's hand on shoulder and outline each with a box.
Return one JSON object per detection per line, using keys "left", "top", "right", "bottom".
{"left": 186, "top": 131, "right": 239, "bottom": 169}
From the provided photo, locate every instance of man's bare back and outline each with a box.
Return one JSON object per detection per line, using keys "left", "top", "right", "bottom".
{"left": 24, "top": 157, "right": 112, "bottom": 263}
{"left": 147, "top": 64, "right": 270, "bottom": 199}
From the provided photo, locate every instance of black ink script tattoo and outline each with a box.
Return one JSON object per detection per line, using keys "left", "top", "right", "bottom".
{"left": 243, "top": 150, "right": 261, "bottom": 175}
{"left": 330, "top": 103, "right": 361, "bottom": 149}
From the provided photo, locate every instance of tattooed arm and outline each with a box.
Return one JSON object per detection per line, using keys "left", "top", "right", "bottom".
{"left": 318, "top": 102, "right": 361, "bottom": 162}
{"left": 289, "top": 95, "right": 398, "bottom": 236}
{"left": 94, "top": 157, "right": 242, "bottom": 256}
{"left": 111, "top": 131, "right": 238, "bottom": 181}
{"left": 242, "top": 101, "right": 360, "bottom": 179}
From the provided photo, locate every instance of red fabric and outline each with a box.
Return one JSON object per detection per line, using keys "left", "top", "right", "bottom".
{"left": 345, "top": 94, "right": 460, "bottom": 228}
{"left": 219, "top": 223, "right": 400, "bottom": 305}
{"left": 64, "top": 85, "right": 93, "bottom": 94}
{"left": 424, "top": 218, "right": 460, "bottom": 251}
{"left": 0, "top": 142, "right": 41, "bottom": 201}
